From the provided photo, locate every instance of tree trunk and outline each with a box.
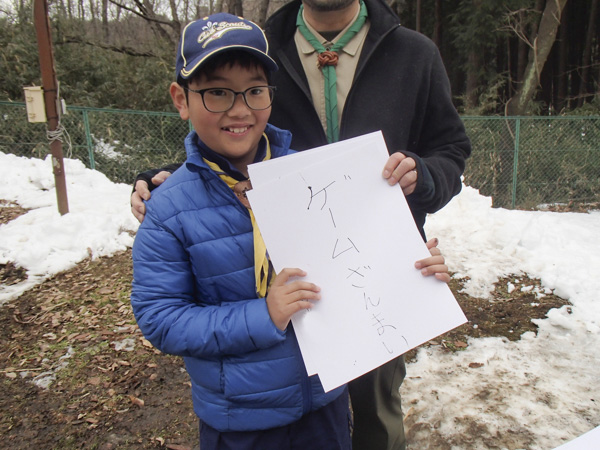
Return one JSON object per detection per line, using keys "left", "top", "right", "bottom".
{"left": 415, "top": 0, "right": 421, "bottom": 33}
{"left": 516, "top": 9, "right": 528, "bottom": 83}
{"left": 255, "top": 0, "right": 270, "bottom": 27}
{"left": 465, "top": 50, "right": 481, "bottom": 110}
{"left": 132, "top": 0, "right": 178, "bottom": 48}
{"left": 506, "top": 0, "right": 568, "bottom": 115}
{"left": 432, "top": 0, "right": 442, "bottom": 47}
{"left": 102, "top": 0, "right": 109, "bottom": 40}
{"left": 88, "top": 0, "right": 96, "bottom": 24}
{"left": 234, "top": 0, "right": 243, "bottom": 17}
{"left": 556, "top": 3, "right": 568, "bottom": 112}
{"left": 577, "top": 0, "right": 599, "bottom": 107}
{"left": 465, "top": 0, "right": 483, "bottom": 110}
{"left": 182, "top": 0, "right": 189, "bottom": 22}
{"left": 168, "top": 0, "right": 181, "bottom": 39}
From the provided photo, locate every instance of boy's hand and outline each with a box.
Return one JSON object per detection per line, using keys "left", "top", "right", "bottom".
{"left": 266, "top": 268, "right": 321, "bottom": 331}
{"left": 382, "top": 152, "right": 417, "bottom": 196}
{"left": 130, "top": 171, "right": 172, "bottom": 223}
{"left": 414, "top": 238, "right": 450, "bottom": 283}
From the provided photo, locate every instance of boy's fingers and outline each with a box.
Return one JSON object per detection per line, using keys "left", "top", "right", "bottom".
{"left": 287, "top": 281, "right": 321, "bottom": 294}
{"left": 288, "top": 288, "right": 321, "bottom": 303}
{"left": 270, "top": 268, "right": 308, "bottom": 289}
{"left": 292, "top": 300, "right": 315, "bottom": 313}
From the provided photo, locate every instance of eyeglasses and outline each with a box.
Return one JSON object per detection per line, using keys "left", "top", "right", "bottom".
{"left": 184, "top": 85, "right": 276, "bottom": 112}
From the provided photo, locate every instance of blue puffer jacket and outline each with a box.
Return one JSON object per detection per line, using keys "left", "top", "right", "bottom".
{"left": 131, "top": 124, "right": 344, "bottom": 432}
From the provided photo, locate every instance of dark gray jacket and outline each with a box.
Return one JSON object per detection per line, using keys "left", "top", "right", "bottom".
{"left": 265, "top": 0, "right": 471, "bottom": 235}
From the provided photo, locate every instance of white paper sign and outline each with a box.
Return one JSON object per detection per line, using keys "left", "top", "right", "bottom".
{"left": 553, "top": 426, "right": 600, "bottom": 449}
{"left": 247, "top": 132, "right": 466, "bottom": 391}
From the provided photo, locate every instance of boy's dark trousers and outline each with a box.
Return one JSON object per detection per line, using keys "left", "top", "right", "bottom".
{"left": 199, "top": 387, "right": 351, "bottom": 450}
{"left": 348, "top": 355, "right": 407, "bottom": 450}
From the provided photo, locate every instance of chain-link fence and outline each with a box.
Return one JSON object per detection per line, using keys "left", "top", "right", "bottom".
{"left": 2, "top": 100, "right": 599, "bottom": 209}
{"left": 0, "top": 102, "right": 190, "bottom": 186}
{"left": 462, "top": 116, "right": 600, "bottom": 209}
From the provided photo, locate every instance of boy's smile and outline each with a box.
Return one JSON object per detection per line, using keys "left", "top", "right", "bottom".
{"left": 171, "top": 64, "right": 271, "bottom": 177}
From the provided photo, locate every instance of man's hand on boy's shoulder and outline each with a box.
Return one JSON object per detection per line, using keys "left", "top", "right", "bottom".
{"left": 131, "top": 170, "right": 175, "bottom": 223}
{"left": 132, "top": 179, "right": 150, "bottom": 223}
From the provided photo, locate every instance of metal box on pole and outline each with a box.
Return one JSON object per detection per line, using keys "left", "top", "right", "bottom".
{"left": 23, "top": 86, "right": 47, "bottom": 123}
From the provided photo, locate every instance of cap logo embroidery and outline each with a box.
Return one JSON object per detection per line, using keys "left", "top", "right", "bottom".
{"left": 198, "top": 21, "right": 253, "bottom": 48}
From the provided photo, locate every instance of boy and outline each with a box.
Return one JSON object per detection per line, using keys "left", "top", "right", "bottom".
{"left": 131, "top": 13, "right": 449, "bottom": 450}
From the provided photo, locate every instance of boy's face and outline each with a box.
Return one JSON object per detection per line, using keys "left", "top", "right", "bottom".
{"left": 171, "top": 63, "right": 271, "bottom": 175}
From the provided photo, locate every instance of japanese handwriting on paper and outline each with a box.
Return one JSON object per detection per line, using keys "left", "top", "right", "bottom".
{"left": 305, "top": 175, "right": 407, "bottom": 354}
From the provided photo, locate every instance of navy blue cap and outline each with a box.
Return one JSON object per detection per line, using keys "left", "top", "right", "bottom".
{"left": 176, "top": 13, "right": 278, "bottom": 82}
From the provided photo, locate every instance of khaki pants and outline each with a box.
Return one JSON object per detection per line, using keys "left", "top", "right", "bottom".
{"left": 348, "top": 356, "right": 407, "bottom": 450}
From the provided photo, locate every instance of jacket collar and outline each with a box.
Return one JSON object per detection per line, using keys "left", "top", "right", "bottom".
{"left": 184, "top": 123, "right": 293, "bottom": 174}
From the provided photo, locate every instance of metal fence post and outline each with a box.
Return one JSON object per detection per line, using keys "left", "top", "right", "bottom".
{"left": 82, "top": 109, "right": 95, "bottom": 170}
{"left": 511, "top": 117, "right": 521, "bottom": 209}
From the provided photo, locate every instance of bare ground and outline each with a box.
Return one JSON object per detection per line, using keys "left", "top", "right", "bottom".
{"left": 0, "top": 202, "right": 571, "bottom": 450}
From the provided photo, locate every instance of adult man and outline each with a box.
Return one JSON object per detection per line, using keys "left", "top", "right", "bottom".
{"left": 131, "top": 0, "right": 470, "bottom": 448}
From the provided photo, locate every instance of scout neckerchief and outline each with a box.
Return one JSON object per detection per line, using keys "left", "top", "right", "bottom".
{"left": 202, "top": 134, "right": 272, "bottom": 298}
{"left": 296, "top": 1, "right": 368, "bottom": 143}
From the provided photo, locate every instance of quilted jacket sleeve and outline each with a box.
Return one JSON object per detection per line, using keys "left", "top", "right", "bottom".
{"left": 131, "top": 214, "right": 286, "bottom": 359}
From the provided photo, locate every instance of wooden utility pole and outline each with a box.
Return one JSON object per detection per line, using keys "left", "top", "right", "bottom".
{"left": 33, "top": 0, "right": 69, "bottom": 215}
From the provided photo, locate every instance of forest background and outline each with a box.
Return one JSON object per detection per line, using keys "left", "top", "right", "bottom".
{"left": 0, "top": 0, "right": 599, "bottom": 116}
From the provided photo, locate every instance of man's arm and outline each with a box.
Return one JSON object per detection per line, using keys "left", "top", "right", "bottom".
{"left": 383, "top": 45, "right": 471, "bottom": 237}
{"left": 131, "top": 163, "right": 182, "bottom": 222}
{"left": 404, "top": 46, "right": 471, "bottom": 214}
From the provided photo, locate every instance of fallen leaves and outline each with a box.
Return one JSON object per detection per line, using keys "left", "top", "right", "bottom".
{"left": 166, "top": 444, "right": 193, "bottom": 450}
{"left": 87, "top": 376, "right": 101, "bottom": 385}
{"left": 129, "top": 395, "right": 145, "bottom": 407}
{"left": 469, "top": 362, "right": 485, "bottom": 369}
{"left": 0, "top": 249, "right": 197, "bottom": 449}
